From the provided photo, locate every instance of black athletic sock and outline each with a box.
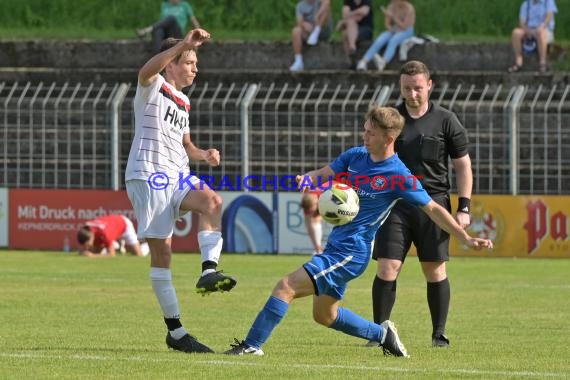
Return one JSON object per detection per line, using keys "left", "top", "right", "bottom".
{"left": 372, "top": 276, "right": 397, "bottom": 324}
{"left": 164, "top": 317, "right": 182, "bottom": 331}
{"left": 164, "top": 317, "right": 187, "bottom": 340}
{"left": 201, "top": 260, "right": 217, "bottom": 272}
{"left": 427, "top": 278, "right": 450, "bottom": 338}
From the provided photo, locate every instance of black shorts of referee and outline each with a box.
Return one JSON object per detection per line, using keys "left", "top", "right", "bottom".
{"left": 372, "top": 194, "right": 451, "bottom": 262}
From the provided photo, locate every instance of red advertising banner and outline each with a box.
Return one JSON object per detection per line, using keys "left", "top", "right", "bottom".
{"left": 9, "top": 189, "right": 199, "bottom": 252}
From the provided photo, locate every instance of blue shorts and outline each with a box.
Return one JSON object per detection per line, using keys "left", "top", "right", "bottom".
{"left": 303, "top": 250, "right": 369, "bottom": 300}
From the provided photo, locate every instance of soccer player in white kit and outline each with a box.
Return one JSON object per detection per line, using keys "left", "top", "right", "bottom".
{"left": 125, "top": 28, "right": 236, "bottom": 354}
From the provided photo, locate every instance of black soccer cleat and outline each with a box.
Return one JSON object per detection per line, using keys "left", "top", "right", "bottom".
{"left": 380, "top": 320, "right": 410, "bottom": 357}
{"left": 223, "top": 339, "right": 264, "bottom": 356}
{"left": 195, "top": 271, "right": 237, "bottom": 295}
{"left": 432, "top": 334, "right": 450, "bottom": 348}
{"left": 166, "top": 333, "right": 214, "bottom": 353}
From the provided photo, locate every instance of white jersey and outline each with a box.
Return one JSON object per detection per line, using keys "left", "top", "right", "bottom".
{"left": 125, "top": 75, "right": 191, "bottom": 183}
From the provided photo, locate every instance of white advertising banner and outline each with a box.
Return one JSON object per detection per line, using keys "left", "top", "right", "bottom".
{"left": 277, "top": 192, "right": 333, "bottom": 254}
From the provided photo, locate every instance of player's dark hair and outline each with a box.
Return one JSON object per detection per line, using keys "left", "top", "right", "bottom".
{"left": 159, "top": 38, "right": 197, "bottom": 62}
{"left": 160, "top": 38, "right": 181, "bottom": 53}
{"left": 159, "top": 38, "right": 198, "bottom": 77}
{"left": 77, "top": 226, "right": 92, "bottom": 244}
{"left": 400, "top": 60, "right": 431, "bottom": 80}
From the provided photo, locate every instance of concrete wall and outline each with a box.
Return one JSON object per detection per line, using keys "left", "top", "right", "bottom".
{"left": 0, "top": 39, "right": 567, "bottom": 85}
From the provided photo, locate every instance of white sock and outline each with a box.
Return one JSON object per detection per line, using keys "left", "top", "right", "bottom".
{"left": 312, "top": 26, "right": 321, "bottom": 37}
{"left": 313, "top": 221, "right": 323, "bottom": 250}
{"left": 197, "top": 231, "right": 222, "bottom": 274}
{"left": 295, "top": 54, "right": 303, "bottom": 64}
{"left": 150, "top": 267, "right": 181, "bottom": 319}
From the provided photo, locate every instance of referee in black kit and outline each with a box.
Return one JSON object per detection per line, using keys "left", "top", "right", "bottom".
{"left": 370, "top": 60, "right": 472, "bottom": 348}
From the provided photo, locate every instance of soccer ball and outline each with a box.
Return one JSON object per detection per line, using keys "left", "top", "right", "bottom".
{"left": 318, "top": 185, "right": 360, "bottom": 225}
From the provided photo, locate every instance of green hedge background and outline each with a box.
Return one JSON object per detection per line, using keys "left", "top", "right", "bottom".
{"left": 0, "top": 0, "right": 567, "bottom": 40}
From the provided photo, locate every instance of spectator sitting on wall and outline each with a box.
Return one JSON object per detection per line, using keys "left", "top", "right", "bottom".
{"left": 136, "top": 0, "right": 201, "bottom": 53}
{"left": 356, "top": 0, "right": 415, "bottom": 72}
{"left": 77, "top": 214, "right": 149, "bottom": 257}
{"left": 336, "top": 0, "right": 374, "bottom": 69}
{"left": 289, "top": 0, "right": 334, "bottom": 72}
{"left": 508, "top": 0, "right": 558, "bottom": 73}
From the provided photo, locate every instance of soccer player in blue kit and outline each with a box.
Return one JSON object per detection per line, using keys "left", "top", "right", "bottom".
{"left": 224, "top": 106, "right": 493, "bottom": 357}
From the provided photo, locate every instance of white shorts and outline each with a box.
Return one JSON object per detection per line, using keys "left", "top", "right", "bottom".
{"left": 119, "top": 216, "right": 139, "bottom": 245}
{"left": 126, "top": 177, "right": 200, "bottom": 239}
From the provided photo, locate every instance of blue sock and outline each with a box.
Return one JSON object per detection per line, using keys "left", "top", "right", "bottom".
{"left": 329, "top": 307, "right": 384, "bottom": 342}
{"left": 244, "top": 296, "right": 289, "bottom": 349}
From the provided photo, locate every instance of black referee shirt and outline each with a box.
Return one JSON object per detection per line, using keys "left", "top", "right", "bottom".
{"left": 395, "top": 101, "right": 469, "bottom": 196}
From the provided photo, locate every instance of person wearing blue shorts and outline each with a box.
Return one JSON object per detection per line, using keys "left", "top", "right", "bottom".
{"left": 224, "top": 106, "right": 493, "bottom": 357}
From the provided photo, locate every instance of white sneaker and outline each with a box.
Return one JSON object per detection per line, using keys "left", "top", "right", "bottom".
{"left": 356, "top": 60, "right": 367, "bottom": 71}
{"left": 289, "top": 60, "right": 304, "bottom": 72}
{"left": 307, "top": 30, "right": 320, "bottom": 46}
{"left": 372, "top": 54, "right": 387, "bottom": 71}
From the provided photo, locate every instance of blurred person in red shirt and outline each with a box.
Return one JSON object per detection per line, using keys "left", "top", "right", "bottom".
{"left": 77, "top": 214, "right": 148, "bottom": 257}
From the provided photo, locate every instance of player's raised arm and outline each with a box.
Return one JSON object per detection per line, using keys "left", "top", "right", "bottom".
{"left": 296, "top": 165, "right": 335, "bottom": 192}
{"left": 420, "top": 200, "right": 493, "bottom": 249}
{"left": 138, "top": 28, "right": 211, "bottom": 87}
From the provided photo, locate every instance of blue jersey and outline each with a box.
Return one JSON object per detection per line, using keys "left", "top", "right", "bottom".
{"left": 328, "top": 146, "right": 431, "bottom": 258}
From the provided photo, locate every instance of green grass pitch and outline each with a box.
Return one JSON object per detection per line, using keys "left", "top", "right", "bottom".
{"left": 1, "top": 251, "right": 569, "bottom": 379}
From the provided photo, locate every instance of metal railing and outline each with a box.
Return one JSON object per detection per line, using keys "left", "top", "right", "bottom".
{"left": 1, "top": 81, "right": 569, "bottom": 195}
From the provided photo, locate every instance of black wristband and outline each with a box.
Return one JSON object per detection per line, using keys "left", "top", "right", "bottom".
{"left": 457, "top": 197, "right": 471, "bottom": 214}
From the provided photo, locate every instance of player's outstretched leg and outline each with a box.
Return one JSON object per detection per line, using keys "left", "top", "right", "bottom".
{"left": 224, "top": 295, "right": 289, "bottom": 355}
{"left": 166, "top": 333, "right": 214, "bottom": 353}
{"left": 195, "top": 270, "right": 237, "bottom": 294}
{"left": 380, "top": 320, "right": 409, "bottom": 357}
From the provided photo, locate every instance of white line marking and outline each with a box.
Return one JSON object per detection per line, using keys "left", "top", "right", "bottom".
{"left": 0, "top": 352, "right": 566, "bottom": 377}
